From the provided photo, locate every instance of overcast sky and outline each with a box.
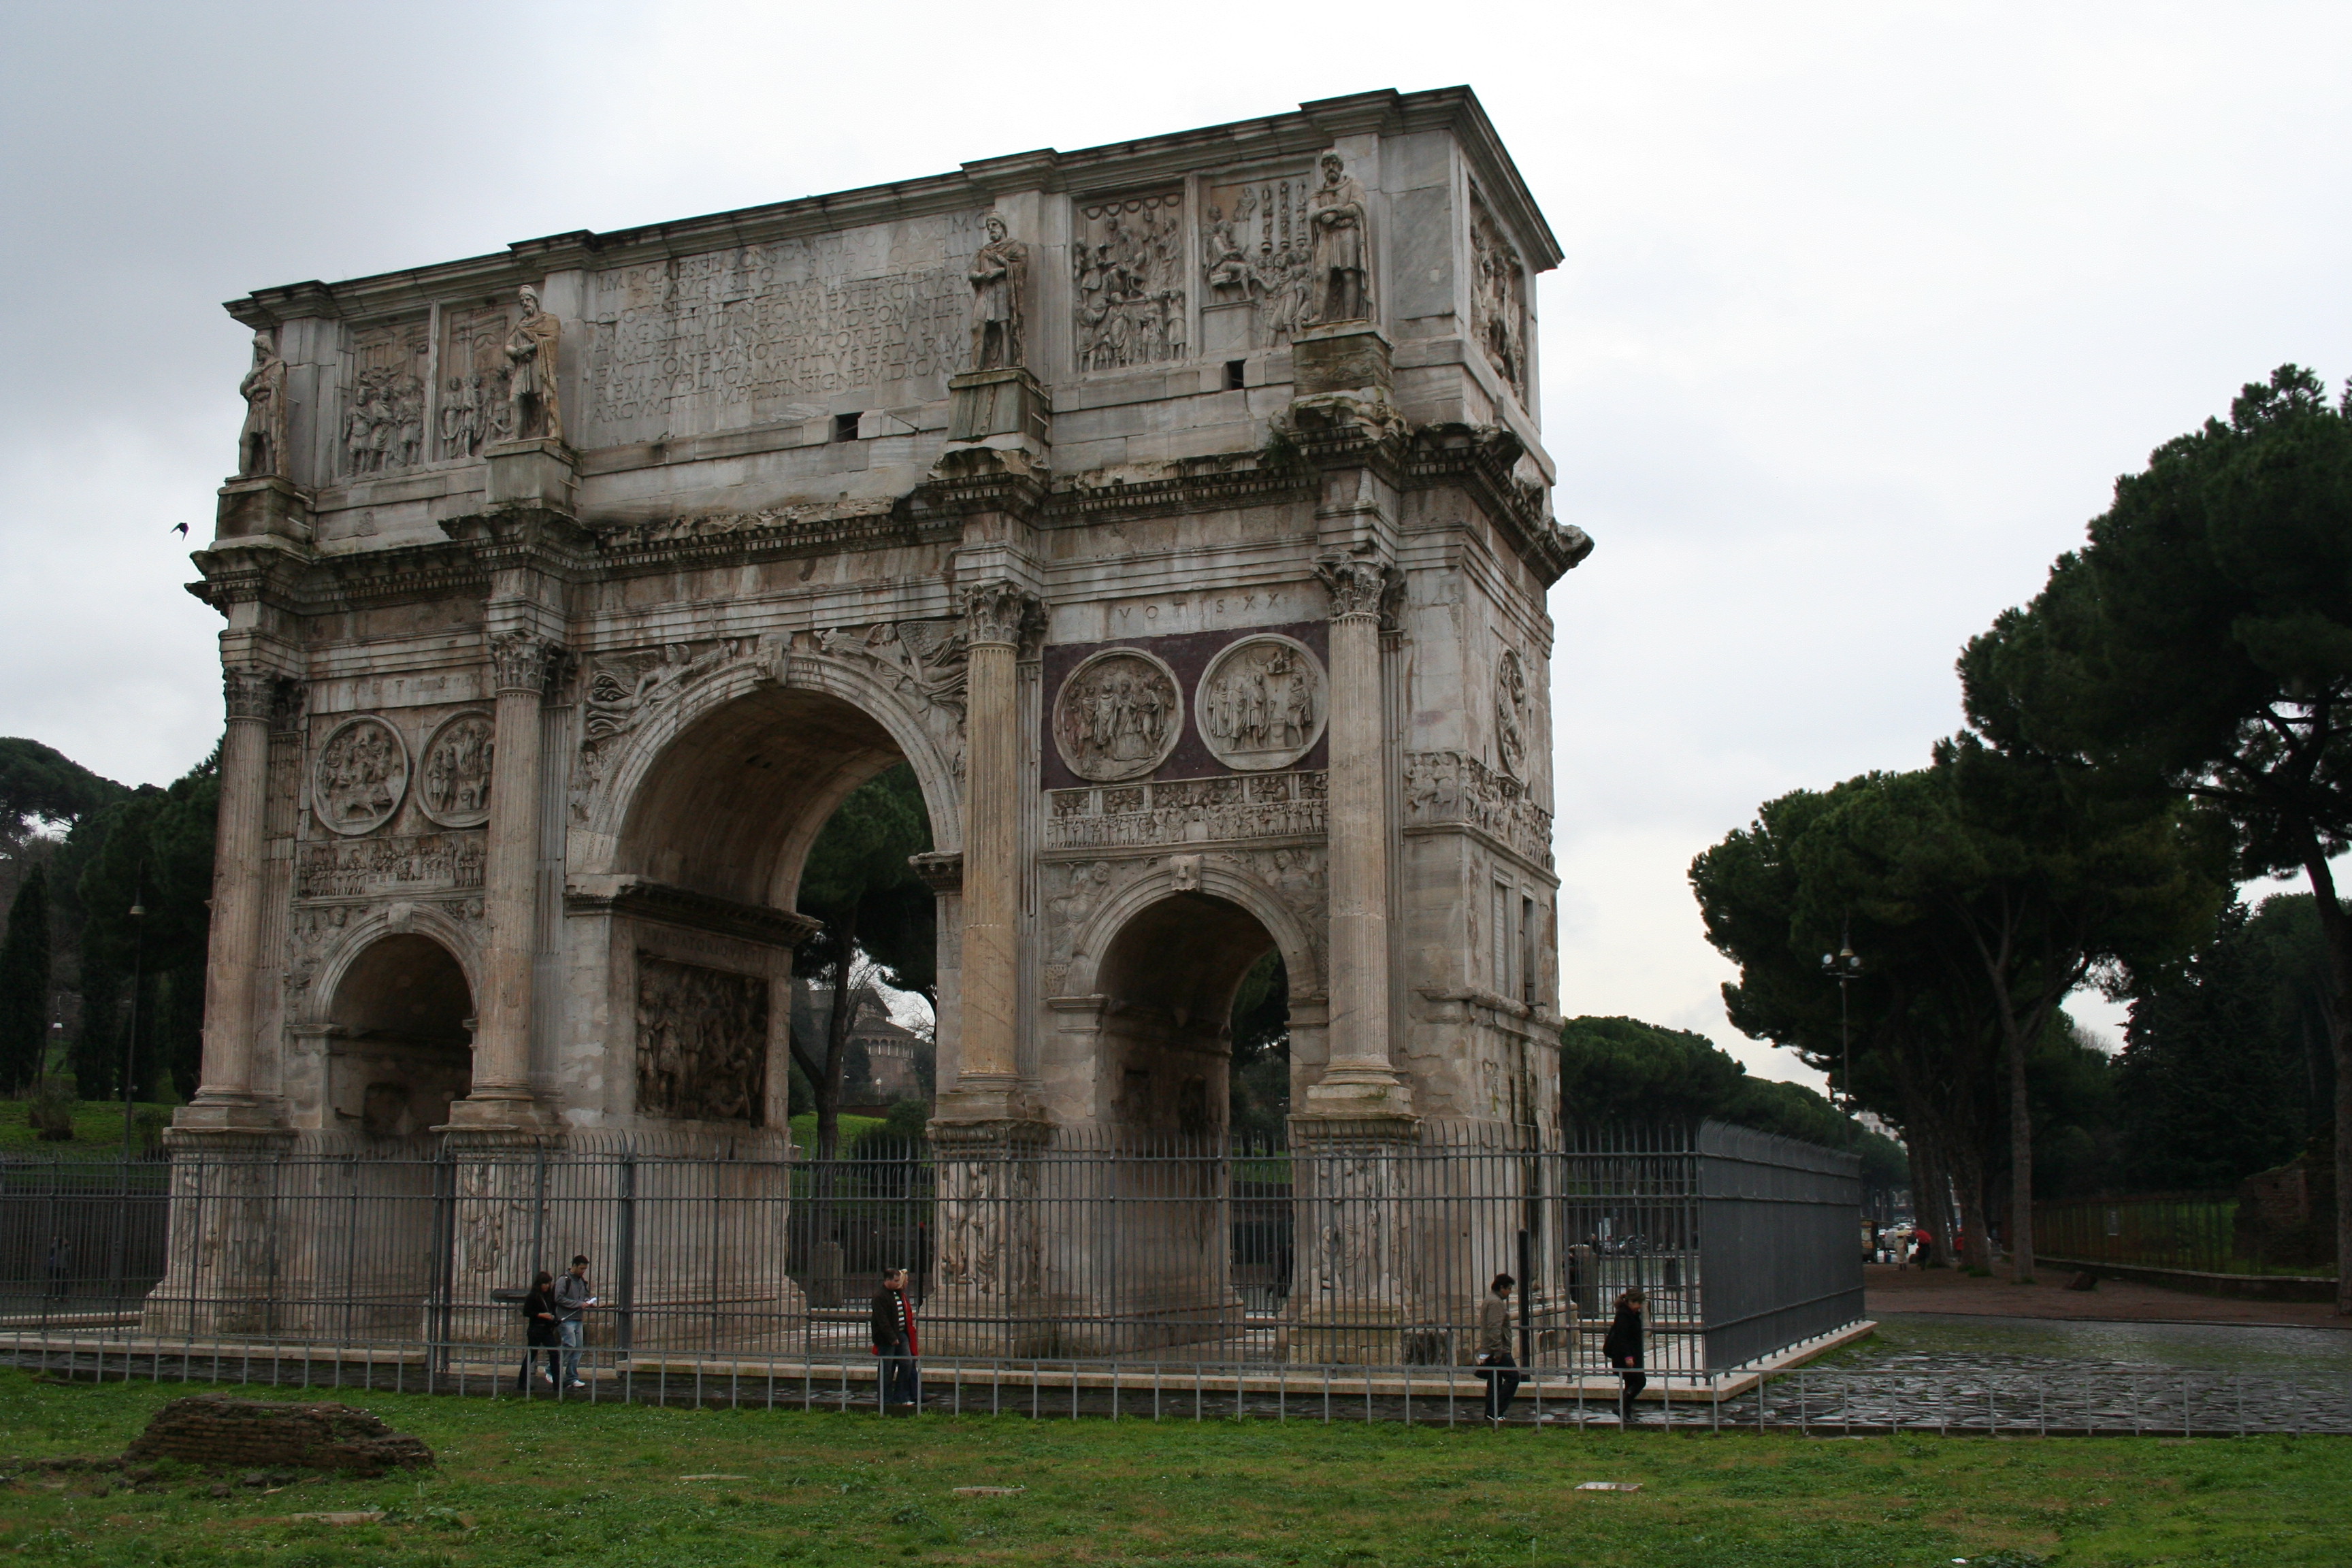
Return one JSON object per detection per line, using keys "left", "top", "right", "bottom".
{"left": 3, "top": 2, "right": 2346, "bottom": 1082}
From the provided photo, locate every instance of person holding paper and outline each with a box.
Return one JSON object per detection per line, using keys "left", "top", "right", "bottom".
{"left": 554, "top": 1254, "right": 598, "bottom": 1389}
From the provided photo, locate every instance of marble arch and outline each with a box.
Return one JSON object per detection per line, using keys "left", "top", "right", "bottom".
{"left": 174, "top": 93, "right": 1589, "bottom": 1344}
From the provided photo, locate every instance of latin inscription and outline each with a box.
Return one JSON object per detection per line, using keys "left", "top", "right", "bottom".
{"left": 587, "top": 225, "right": 977, "bottom": 430}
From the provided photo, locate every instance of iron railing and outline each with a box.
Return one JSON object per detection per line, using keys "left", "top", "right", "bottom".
{"left": 2035, "top": 1190, "right": 2337, "bottom": 1280}
{"left": 0, "top": 1120, "right": 1861, "bottom": 1375}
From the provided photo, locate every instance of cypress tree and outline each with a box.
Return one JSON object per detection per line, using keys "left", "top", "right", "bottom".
{"left": 0, "top": 864, "right": 52, "bottom": 1092}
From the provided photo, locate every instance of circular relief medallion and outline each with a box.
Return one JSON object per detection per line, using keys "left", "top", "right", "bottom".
{"left": 312, "top": 715, "right": 410, "bottom": 836}
{"left": 1195, "top": 634, "right": 1328, "bottom": 772}
{"left": 415, "top": 710, "right": 495, "bottom": 828}
{"left": 1053, "top": 648, "right": 1184, "bottom": 782}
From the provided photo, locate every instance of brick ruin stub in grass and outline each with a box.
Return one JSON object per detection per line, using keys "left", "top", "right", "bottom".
{"left": 122, "top": 1393, "right": 434, "bottom": 1475}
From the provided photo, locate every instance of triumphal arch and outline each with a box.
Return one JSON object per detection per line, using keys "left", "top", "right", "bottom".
{"left": 165, "top": 88, "right": 1590, "bottom": 1354}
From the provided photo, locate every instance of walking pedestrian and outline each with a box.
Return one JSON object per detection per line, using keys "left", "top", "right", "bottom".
{"left": 553, "top": 1255, "right": 596, "bottom": 1389}
{"left": 1474, "top": 1271, "right": 1522, "bottom": 1422}
{"left": 870, "top": 1267, "right": 920, "bottom": 1412}
{"left": 518, "top": 1271, "right": 561, "bottom": 1392}
{"left": 45, "top": 1236, "right": 69, "bottom": 1300}
{"left": 1603, "top": 1288, "right": 1646, "bottom": 1424}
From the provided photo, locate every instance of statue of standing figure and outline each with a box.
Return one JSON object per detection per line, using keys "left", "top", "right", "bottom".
{"left": 236, "top": 329, "right": 288, "bottom": 478}
{"left": 504, "top": 285, "right": 564, "bottom": 443}
{"left": 1306, "top": 150, "right": 1371, "bottom": 327}
{"left": 967, "top": 210, "right": 1028, "bottom": 370}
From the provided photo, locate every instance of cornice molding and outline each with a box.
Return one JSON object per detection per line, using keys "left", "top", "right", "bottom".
{"left": 224, "top": 88, "right": 1557, "bottom": 331}
{"left": 565, "top": 878, "right": 823, "bottom": 950}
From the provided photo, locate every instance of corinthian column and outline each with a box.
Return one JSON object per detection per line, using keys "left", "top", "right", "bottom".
{"left": 1305, "top": 553, "right": 1412, "bottom": 1117}
{"left": 450, "top": 629, "right": 561, "bottom": 1125}
{"left": 937, "top": 579, "right": 1039, "bottom": 1121}
{"left": 183, "top": 668, "right": 280, "bottom": 1126}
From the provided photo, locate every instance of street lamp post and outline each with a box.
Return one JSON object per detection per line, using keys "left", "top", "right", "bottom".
{"left": 122, "top": 888, "right": 146, "bottom": 1152}
{"left": 1820, "top": 921, "right": 1863, "bottom": 1110}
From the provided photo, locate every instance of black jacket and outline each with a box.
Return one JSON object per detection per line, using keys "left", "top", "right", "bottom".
{"left": 1601, "top": 1305, "right": 1644, "bottom": 1369}
{"left": 522, "top": 1286, "right": 560, "bottom": 1346}
{"left": 871, "top": 1286, "right": 913, "bottom": 1353}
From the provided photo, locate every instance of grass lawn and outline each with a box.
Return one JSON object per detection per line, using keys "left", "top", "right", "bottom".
{"left": 1, "top": 1371, "right": 2343, "bottom": 1565}
{"left": 0, "top": 1100, "right": 176, "bottom": 1154}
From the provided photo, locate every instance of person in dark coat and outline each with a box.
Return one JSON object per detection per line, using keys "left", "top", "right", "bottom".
{"left": 870, "top": 1267, "right": 920, "bottom": 1411}
{"left": 519, "top": 1271, "right": 561, "bottom": 1392}
{"left": 1473, "top": 1272, "right": 1522, "bottom": 1422}
{"left": 1602, "top": 1288, "right": 1646, "bottom": 1424}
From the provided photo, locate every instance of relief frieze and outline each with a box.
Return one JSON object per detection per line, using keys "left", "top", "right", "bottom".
{"left": 1073, "top": 192, "right": 1187, "bottom": 372}
{"left": 1403, "top": 751, "right": 1553, "bottom": 869}
{"left": 635, "top": 953, "right": 769, "bottom": 1125}
{"left": 1045, "top": 769, "right": 1326, "bottom": 850}
{"left": 295, "top": 832, "right": 486, "bottom": 900}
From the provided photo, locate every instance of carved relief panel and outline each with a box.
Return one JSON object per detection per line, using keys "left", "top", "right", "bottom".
{"left": 1073, "top": 191, "right": 1188, "bottom": 372}
{"left": 416, "top": 711, "right": 494, "bottom": 828}
{"left": 1196, "top": 635, "right": 1327, "bottom": 772}
{"left": 1051, "top": 649, "right": 1183, "bottom": 783}
{"left": 312, "top": 717, "right": 410, "bottom": 836}
{"left": 1470, "top": 189, "right": 1529, "bottom": 402}
{"left": 635, "top": 954, "right": 769, "bottom": 1124}
{"left": 340, "top": 318, "right": 430, "bottom": 478}
{"left": 438, "top": 301, "right": 519, "bottom": 459}
{"left": 1492, "top": 647, "right": 1530, "bottom": 779}
{"left": 1200, "top": 170, "right": 1318, "bottom": 355}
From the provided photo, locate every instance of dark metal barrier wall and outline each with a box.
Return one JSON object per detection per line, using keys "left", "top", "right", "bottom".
{"left": 1, "top": 1122, "right": 1863, "bottom": 1373}
{"left": 1694, "top": 1122, "right": 1865, "bottom": 1369}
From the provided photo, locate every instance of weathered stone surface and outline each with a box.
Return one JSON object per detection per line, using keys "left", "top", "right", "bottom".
{"left": 163, "top": 88, "right": 1584, "bottom": 1354}
{"left": 123, "top": 1395, "right": 432, "bottom": 1475}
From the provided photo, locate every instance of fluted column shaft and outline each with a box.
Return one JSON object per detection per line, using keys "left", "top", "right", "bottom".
{"left": 1307, "top": 555, "right": 1410, "bottom": 1113}
{"left": 469, "top": 631, "right": 559, "bottom": 1106}
{"left": 191, "top": 670, "right": 276, "bottom": 1110}
{"left": 952, "top": 581, "right": 1035, "bottom": 1095}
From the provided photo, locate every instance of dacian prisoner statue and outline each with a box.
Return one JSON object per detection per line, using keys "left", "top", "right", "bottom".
{"left": 163, "top": 89, "right": 1592, "bottom": 1359}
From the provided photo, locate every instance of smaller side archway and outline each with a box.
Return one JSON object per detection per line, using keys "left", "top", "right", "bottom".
{"left": 325, "top": 933, "right": 474, "bottom": 1137}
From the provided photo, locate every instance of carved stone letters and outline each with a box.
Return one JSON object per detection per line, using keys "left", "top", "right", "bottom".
{"left": 1196, "top": 635, "right": 1328, "bottom": 772}
{"left": 1073, "top": 192, "right": 1187, "bottom": 372}
{"left": 312, "top": 717, "right": 410, "bottom": 836}
{"left": 635, "top": 954, "right": 768, "bottom": 1124}
{"left": 1052, "top": 649, "right": 1183, "bottom": 783}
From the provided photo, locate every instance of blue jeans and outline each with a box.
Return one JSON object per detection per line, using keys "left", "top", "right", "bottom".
{"left": 879, "top": 1348, "right": 920, "bottom": 1408}
{"left": 559, "top": 1319, "right": 583, "bottom": 1383}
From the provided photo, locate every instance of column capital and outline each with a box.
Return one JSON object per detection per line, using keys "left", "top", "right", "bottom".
{"left": 222, "top": 668, "right": 280, "bottom": 723}
{"left": 962, "top": 579, "right": 1044, "bottom": 650}
{"left": 487, "top": 630, "right": 566, "bottom": 696}
{"left": 1316, "top": 551, "right": 1401, "bottom": 625}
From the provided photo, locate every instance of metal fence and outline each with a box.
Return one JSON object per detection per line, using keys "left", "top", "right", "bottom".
{"left": 2035, "top": 1190, "right": 2334, "bottom": 1281}
{"left": 0, "top": 1120, "right": 1861, "bottom": 1377}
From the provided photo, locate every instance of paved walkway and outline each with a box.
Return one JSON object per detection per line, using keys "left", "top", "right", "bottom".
{"left": 1864, "top": 1262, "right": 2347, "bottom": 1328}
